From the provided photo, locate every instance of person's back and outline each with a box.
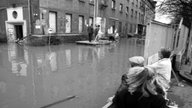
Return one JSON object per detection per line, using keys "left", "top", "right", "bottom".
{"left": 87, "top": 25, "right": 93, "bottom": 34}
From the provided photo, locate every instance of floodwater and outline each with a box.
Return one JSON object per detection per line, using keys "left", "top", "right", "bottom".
{"left": 0, "top": 38, "right": 144, "bottom": 108}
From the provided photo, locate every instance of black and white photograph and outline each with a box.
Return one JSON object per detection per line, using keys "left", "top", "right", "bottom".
{"left": 0, "top": 0, "right": 192, "bottom": 108}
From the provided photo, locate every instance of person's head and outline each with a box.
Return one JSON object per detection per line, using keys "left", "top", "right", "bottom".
{"left": 126, "top": 66, "right": 161, "bottom": 97}
{"left": 158, "top": 48, "right": 171, "bottom": 59}
{"left": 129, "top": 56, "right": 145, "bottom": 67}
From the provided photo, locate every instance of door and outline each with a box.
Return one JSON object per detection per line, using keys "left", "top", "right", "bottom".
{"left": 15, "top": 25, "right": 23, "bottom": 40}
{"left": 49, "top": 12, "right": 57, "bottom": 33}
{"left": 65, "top": 14, "right": 72, "bottom": 33}
{"left": 79, "top": 16, "right": 84, "bottom": 33}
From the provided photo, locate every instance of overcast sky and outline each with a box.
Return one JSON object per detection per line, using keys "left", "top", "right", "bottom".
{"left": 154, "top": 0, "right": 172, "bottom": 24}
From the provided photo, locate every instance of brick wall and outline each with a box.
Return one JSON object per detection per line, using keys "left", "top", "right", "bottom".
{"left": 0, "top": 9, "right": 7, "bottom": 42}
{"left": 0, "top": 0, "right": 28, "bottom": 8}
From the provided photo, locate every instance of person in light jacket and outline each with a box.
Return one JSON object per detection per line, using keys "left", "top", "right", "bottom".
{"left": 148, "top": 48, "right": 172, "bottom": 100}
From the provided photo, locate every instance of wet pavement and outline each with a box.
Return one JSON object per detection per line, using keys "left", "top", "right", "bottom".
{"left": 167, "top": 64, "right": 192, "bottom": 108}
{"left": 0, "top": 38, "right": 144, "bottom": 108}
{"left": 168, "top": 78, "right": 192, "bottom": 108}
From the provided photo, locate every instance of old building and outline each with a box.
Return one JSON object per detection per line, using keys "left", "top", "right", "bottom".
{"left": 0, "top": 0, "right": 156, "bottom": 43}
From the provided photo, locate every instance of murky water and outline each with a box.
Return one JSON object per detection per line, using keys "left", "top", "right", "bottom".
{"left": 0, "top": 38, "right": 144, "bottom": 108}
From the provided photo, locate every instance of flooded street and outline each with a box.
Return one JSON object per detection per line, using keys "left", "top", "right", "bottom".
{"left": 0, "top": 38, "right": 144, "bottom": 108}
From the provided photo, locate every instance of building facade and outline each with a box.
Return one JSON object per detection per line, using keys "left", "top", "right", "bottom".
{"left": 0, "top": 0, "right": 156, "bottom": 42}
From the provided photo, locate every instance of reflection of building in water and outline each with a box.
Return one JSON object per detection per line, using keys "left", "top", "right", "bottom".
{"left": 24, "top": 49, "right": 29, "bottom": 64}
{"left": 8, "top": 44, "right": 28, "bottom": 76}
{"left": 46, "top": 52, "right": 57, "bottom": 72}
{"left": 50, "top": 86, "right": 59, "bottom": 99}
{"left": 78, "top": 47, "right": 82, "bottom": 63}
{"left": 65, "top": 49, "right": 71, "bottom": 66}
{"left": 0, "top": 81, "right": 7, "bottom": 93}
{"left": 19, "top": 63, "right": 27, "bottom": 76}
{"left": 37, "top": 58, "right": 43, "bottom": 68}
{"left": 11, "top": 61, "right": 18, "bottom": 74}
{"left": 78, "top": 47, "right": 90, "bottom": 63}
{"left": 96, "top": 47, "right": 105, "bottom": 60}
{"left": 19, "top": 85, "right": 26, "bottom": 99}
{"left": 0, "top": 50, "right": 3, "bottom": 66}
{"left": 11, "top": 61, "right": 27, "bottom": 76}
{"left": 8, "top": 44, "right": 17, "bottom": 62}
{"left": 87, "top": 48, "right": 93, "bottom": 61}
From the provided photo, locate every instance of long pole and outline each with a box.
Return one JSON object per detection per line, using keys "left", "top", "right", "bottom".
{"left": 93, "top": 0, "right": 97, "bottom": 30}
{"left": 96, "top": 0, "right": 99, "bottom": 19}
{"left": 28, "top": 0, "right": 31, "bottom": 35}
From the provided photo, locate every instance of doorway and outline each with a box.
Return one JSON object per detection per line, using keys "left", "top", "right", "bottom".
{"left": 15, "top": 25, "right": 23, "bottom": 40}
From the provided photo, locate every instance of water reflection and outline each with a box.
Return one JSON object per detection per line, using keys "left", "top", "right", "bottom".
{"left": 0, "top": 39, "right": 144, "bottom": 108}
{"left": 78, "top": 45, "right": 109, "bottom": 64}
{"left": 0, "top": 81, "right": 7, "bottom": 94}
{"left": 65, "top": 49, "right": 71, "bottom": 67}
{"left": 7, "top": 44, "right": 28, "bottom": 76}
{"left": 46, "top": 52, "right": 57, "bottom": 72}
{"left": 0, "top": 50, "right": 3, "bottom": 66}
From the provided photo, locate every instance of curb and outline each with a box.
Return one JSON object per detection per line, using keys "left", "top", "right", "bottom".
{"left": 179, "top": 70, "right": 192, "bottom": 84}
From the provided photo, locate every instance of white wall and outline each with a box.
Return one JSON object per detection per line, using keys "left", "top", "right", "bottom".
{"left": 144, "top": 21, "right": 174, "bottom": 64}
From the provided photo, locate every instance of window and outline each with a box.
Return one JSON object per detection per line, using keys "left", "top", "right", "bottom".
{"left": 127, "top": 0, "right": 129, "bottom": 3}
{"left": 135, "top": 11, "right": 137, "bottom": 18}
{"left": 119, "top": 3, "right": 123, "bottom": 12}
{"left": 126, "top": 7, "right": 129, "bottom": 15}
{"left": 132, "top": 1, "right": 134, "bottom": 6}
{"left": 49, "top": 11, "right": 57, "bottom": 33}
{"left": 79, "top": 15, "right": 84, "bottom": 33}
{"left": 89, "top": 17, "right": 93, "bottom": 26}
{"left": 111, "top": 0, "right": 116, "bottom": 9}
{"left": 131, "top": 9, "right": 133, "bottom": 17}
{"left": 65, "top": 14, "right": 72, "bottom": 33}
{"left": 41, "top": 13, "right": 44, "bottom": 19}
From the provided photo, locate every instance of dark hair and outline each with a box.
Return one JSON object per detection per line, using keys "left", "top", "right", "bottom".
{"left": 160, "top": 48, "right": 171, "bottom": 58}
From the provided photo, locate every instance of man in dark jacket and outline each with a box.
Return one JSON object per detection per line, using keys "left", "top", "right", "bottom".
{"left": 87, "top": 24, "right": 93, "bottom": 42}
